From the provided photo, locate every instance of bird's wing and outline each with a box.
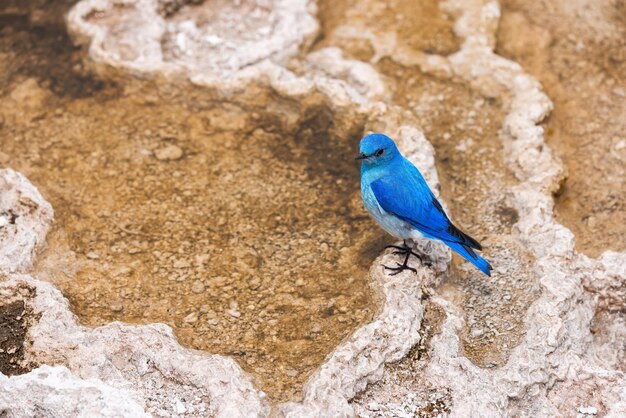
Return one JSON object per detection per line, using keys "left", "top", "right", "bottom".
{"left": 370, "top": 174, "right": 481, "bottom": 250}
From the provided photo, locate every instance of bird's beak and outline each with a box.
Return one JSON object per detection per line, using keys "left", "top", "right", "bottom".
{"left": 355, "top": 152, "right": 368, "bottom": 160}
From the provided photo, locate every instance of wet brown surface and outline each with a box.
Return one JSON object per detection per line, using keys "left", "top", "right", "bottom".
{"left": 316, "top": 0, "right": 460, "bottom": 60}
{"left": 0, "top": 1, "right": 382, "bottom": 401}
{"left": 497, "top": 0, "right": 626, "bottom": 258}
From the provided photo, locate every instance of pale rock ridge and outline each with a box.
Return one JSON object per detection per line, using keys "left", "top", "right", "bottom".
{"left": 0, "top": 365, "right": 150, "bottom": 417}
{"left": 67, "top": 0, "right": 319, "bottom": 85}
{"left": 0, "top": 169, "right": 53, "bottom": 274}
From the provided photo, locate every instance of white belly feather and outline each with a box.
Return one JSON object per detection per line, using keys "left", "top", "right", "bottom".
{"left": 361, "top": 183, "right": 425, "bottom": 241}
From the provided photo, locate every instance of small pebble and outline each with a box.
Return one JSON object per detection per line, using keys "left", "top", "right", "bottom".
{"left": 226, "top": 309, "right": 241, "bottom": 318}
{"left": 191, "top": 280, "right": 205, "bottom": 294}
{"left": 110, "top": 302, "right": 123, "bottom": 312}
{"left": 154, "top": 144, "right": 183, "bottom": 161}
{"left": 368, "top": 401, "right": 381, "bottom": 411}
{"left": 113, "top": 266, "right": 132, "bottom": 277}
{"left": 471, "top": 327, "right": 485, "bottom": 338}
{"left": 173, "top": 259, "right": 190, "bottom": 269}
{"left": 578, "top": 406, "right": 597, "bottom": 415}
{"left": 174, "top": 400, "right": 186, "bottom": 414}
{"left": 183, "top": 312, "right": 198, "bottom": 323}
{"left": 249, "top": 277, "right": 262, "bottom": 290}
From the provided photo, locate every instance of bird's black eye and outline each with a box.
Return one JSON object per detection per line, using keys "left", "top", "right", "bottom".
{"left": 375, "top": 148, "right": 385, "bottom": 157}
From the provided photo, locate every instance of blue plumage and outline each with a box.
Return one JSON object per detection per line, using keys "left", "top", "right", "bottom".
{"left": 357, "top": 133, "right": 492, "bottom": 276}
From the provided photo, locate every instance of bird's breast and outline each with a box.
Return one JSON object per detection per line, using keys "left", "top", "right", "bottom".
{"left": 360, "top": 182, "right": 416, "bottom": 240}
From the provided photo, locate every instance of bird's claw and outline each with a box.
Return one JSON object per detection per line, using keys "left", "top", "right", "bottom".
{"left": 383, "top": 262, "right": 417, "bottom": 276}
{"left": 386, "top": 244, "right": 421, "bottom": 259}
{"left": 385, "top": 244, "right": 407, "bottom": 251}
{"left": 384, "top": 242, "right": 433, "bottom": 274}
{"left": 391, "top": 249, "right": 429, "bottom": 262}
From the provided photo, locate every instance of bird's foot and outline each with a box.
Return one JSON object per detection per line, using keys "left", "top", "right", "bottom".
{"left": 385, "top": 244, "right": 421, "bottom": 258}
{"left": 383, "top": 261, "right": 417, "bottom": 276}
{"left": 385, "top": 243, "right": 432, "bottom": 267}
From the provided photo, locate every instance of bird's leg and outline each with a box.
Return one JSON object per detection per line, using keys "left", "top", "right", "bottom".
{"left": 385, "top": 239, "right": 420, "bottom": 259}
{"left": 384, "top": 239, "right": 433, "bottom": 273}
{"left": 383, "top": 250, "right": 417, "bottom": 276}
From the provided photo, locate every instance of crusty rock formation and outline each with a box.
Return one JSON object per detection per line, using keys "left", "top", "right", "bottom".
{"left": 0, "top": 169, "right": 53, "bottom": 274}
{"left": 0, "top": 365, "right": 149, "bottom": 417}
{"left": 67, "top": 0, "right": 318, "bottom": 86}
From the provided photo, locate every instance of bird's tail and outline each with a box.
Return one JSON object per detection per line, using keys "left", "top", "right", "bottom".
{"left": 446, "top": 241, "right": 493, "bottom": 276}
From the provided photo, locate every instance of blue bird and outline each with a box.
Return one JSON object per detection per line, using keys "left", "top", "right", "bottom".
{"left": 357, "top": 133, "right": 492, "bottom": 276}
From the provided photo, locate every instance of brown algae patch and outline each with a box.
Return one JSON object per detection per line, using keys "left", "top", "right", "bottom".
{"left": 497, "top": 0, "right": 626, "bottom": 258}
{"left": 0, "top": 8, "right": 381, "bottom": 401}
{"left": 316, "top": 0, "right": 460, "bottom": 60}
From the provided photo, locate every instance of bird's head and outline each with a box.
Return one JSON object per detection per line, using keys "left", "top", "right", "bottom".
{"left": 356, "top": 133, "right": 400, "bottom": 166}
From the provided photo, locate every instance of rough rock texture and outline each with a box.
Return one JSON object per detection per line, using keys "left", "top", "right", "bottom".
{"left": 1, "top": 0, "right": 625, "bottom": 416}
{"left": 19, "top": 274, "right": 270, "bottom": 417}
{"left": 0, "top": 365, "right": 149, "bottom": 417}
{"left": 0, "top": 169, "right": 53, "bottom": 274}
{"left": 67, "top": 0, "right": 318, "bottom": 85}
